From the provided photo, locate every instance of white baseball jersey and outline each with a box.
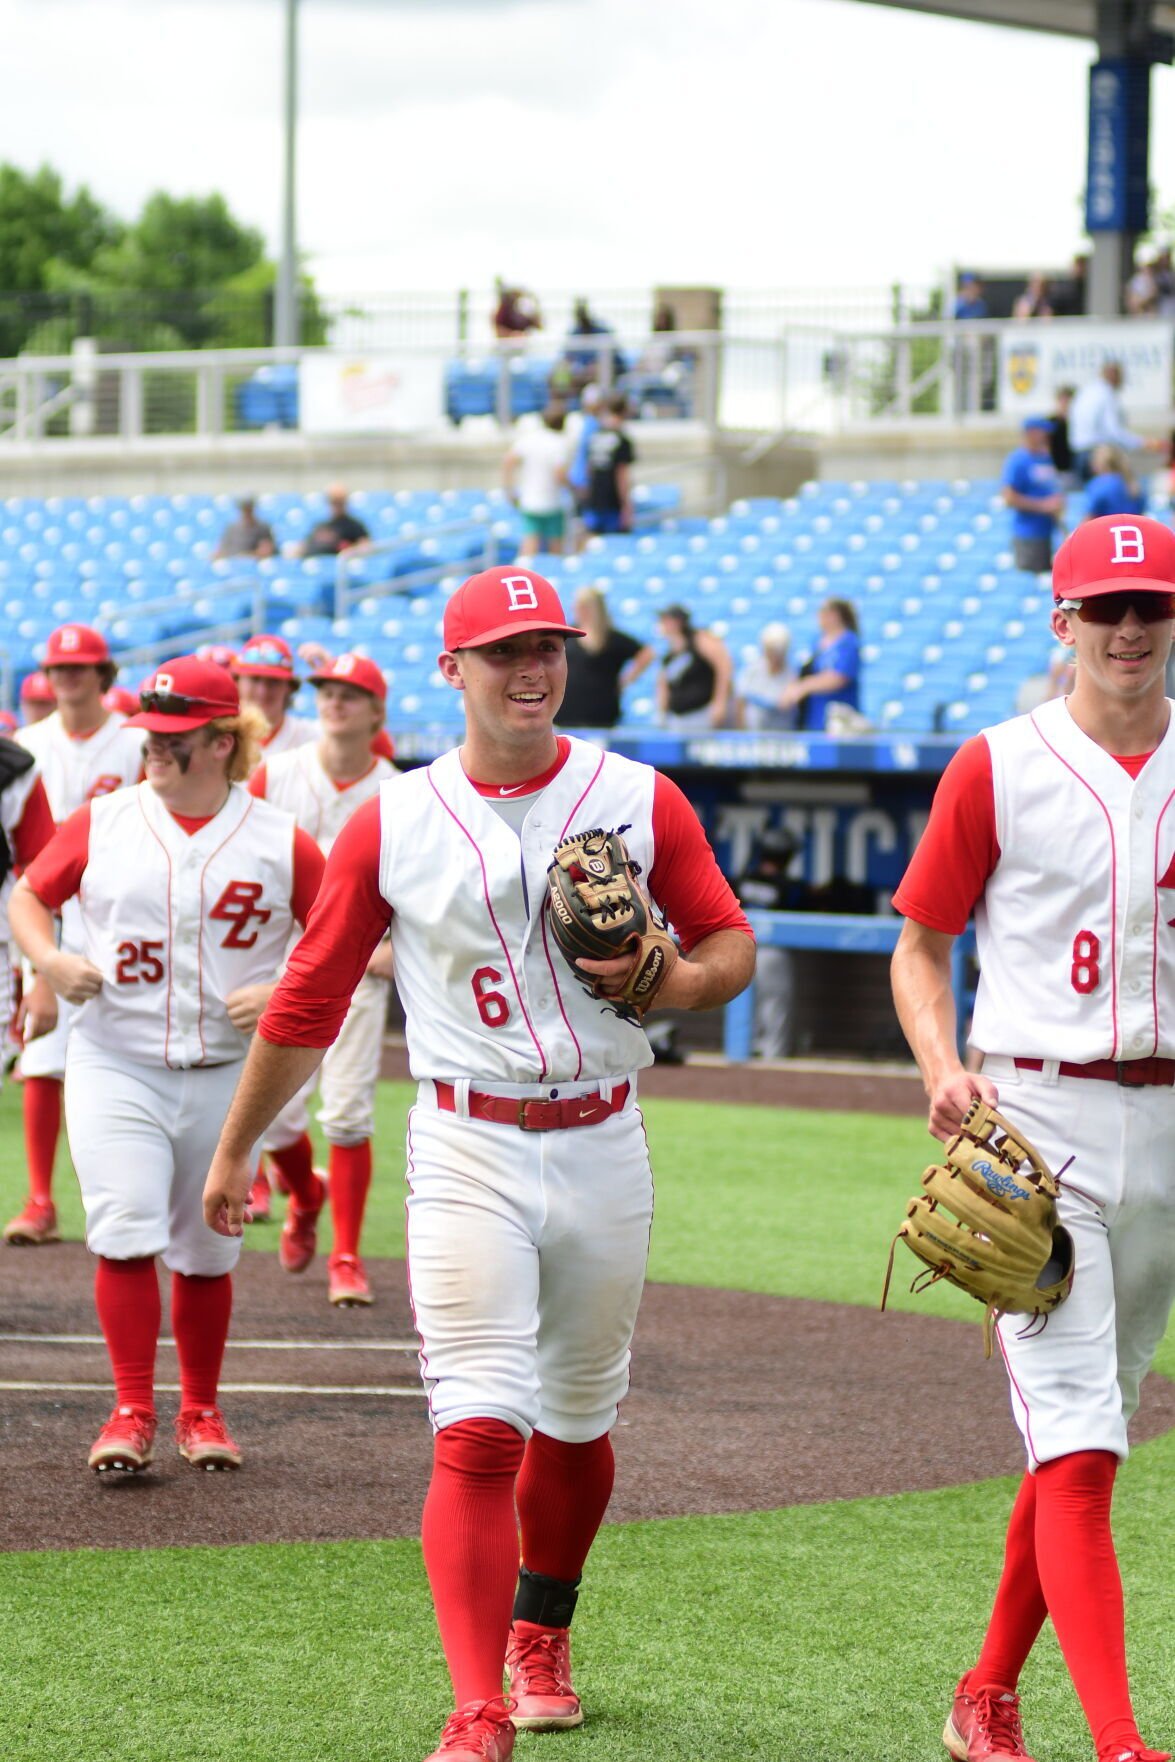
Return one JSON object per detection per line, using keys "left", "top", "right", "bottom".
{"left": 261, "top": 745, "right": 396, "bottom": 854}
{"left": 73, "top": 783, "right": 299, "bottom": 1068}
{"left": 17, "top": 711, "right": 142, "bottom": 823}
{"left": 261, "top": 714, "right": 318, "bottom": 760}
{"left": 972, "top": 695, "right": 1175, "bottom": 1062}
{"left": 378, "top": 740, "right": 657, "bottom": 1082}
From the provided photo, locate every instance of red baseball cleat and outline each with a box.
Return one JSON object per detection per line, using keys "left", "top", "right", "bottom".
{"left": 176, "top": 1407, "right": 242, "bottom": 1470}
{"left": 506, "top": 1621, "right": 584, "bottom": 1730}
{"left": 328, "top": 1253, "right": 373, "bottom": 1307}
{"left": 246, "top": 1169, "right": 272, "bottom": 1222}
{"left": 1099, "top": 1749, "right": 1173, "bottom": 1761}
{"left": 3, "top": 1199, "right": 60, "bottom": 1245}
{"left": 279, "top": 1172, "right": 326, "bottom": 1274}
{"left": 945, "top": 1676, "right": 1036, "bottom": 1760}
{"left": 89, "top": 1405, "right": 156, "bottom": 1473}
{"left": 422, "top": 1698, "right": 515, "bottom": 1762}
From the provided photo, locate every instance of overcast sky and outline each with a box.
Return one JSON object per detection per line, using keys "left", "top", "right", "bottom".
{"left": 6, "top": 0, "right": 1175, "bottom": 302}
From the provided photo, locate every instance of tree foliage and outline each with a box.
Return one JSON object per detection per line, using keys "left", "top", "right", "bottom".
{"left": 0, "top": 165, "right": 327, "bottom": 355}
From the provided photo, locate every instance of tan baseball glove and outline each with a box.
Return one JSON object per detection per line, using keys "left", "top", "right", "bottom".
{"left": 546, "top": 828, "right": 678, "bottom": 1019}
{"left": 882, "top": 1098, "right": 1075, "bottom": 1356}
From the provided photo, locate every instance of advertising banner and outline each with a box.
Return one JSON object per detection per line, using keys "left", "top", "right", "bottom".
{"left": 999, "top": 320, "right": 1172, "bottom": 417}
{"left": 299, "top": 353, "right": 444, "bottom": 433}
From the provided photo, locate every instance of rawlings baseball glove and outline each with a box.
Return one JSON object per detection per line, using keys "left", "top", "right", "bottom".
{"left": 882, "top": 1099, "right": 1074, "bottom": 1357}
{"left": 546, "top": 828, "right": 678, "bottom": 1018}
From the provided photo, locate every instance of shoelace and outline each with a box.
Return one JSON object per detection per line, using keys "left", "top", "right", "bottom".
{"left": 440, "top": 1700, "right": 511, "bottom": 1748}
{"left": 972, "top": 1688, "right": 1026, "bottom": 1757}
{"left": 513, "top": 1632, "right": 573, "bottom": 1696}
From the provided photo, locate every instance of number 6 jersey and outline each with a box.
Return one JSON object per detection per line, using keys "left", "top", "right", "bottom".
{"left": 893, "top": 693, "right": 1175, "bottom": 1062}
{"left": 22, "top": 782, "right": 325, "bottom": 1068}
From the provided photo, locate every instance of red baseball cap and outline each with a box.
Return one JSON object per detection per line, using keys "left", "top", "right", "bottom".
{"left": 232, "top": 633, "right": 301, "bottom": 682}
{"left": 1053, "top": 515, "right": 1175, "bottom": 604}
{"left": 124, "top": 656, "right": 240, "bottom": 732}
{"left": 443, "top": 566, "right": 584, "bottom": 651}
{"left": 199, "top": 642, "right": 239, "bottom": 671}
{"left": 0, "top": 710, "right": 18, "bottom": 733}
{"left": 44, "top": 624, "right": 111, "bottom": 667}
{"left": 19, "top": 670, "right": 55, "bottom": 704}
{"left": 102, "top": 686, "right": 140, "bottom": 716}
{"left": 309, "top": 652, "right": 387, "bottom": 701}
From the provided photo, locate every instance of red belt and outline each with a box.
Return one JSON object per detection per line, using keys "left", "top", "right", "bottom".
{"left": 1015, "top": 1056, "right": 1175, "bottom": 1088}
{"left": 434, "top": 1080, "right": 630, "bottom": 1132}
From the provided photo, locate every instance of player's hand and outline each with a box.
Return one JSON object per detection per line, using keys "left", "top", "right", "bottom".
{"left": 225, "top": 983, "right": 273, "bottom": 1034}
{"left": 926, "top": 1070, "right": 999, "bottom": 1143}
{"left": 44, "top": 951, "right": 103, "bottom": 1006}
{"left": 18, "top": 976, "right": 58, "bottom": 1042}
{"left": 366, "top": 941, "right": 394, "bottom": 981}
{"left": 296, "top": 640, "right": 333, "bottom": 669}
{"left": 203, "top": 1149, "right": 254, "bottom": 1238}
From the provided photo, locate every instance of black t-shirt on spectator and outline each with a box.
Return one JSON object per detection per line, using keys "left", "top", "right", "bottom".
{"left": 304, "top": 513, "right": 370, "bottom": 557}
{"left": 556, "top": 629, "right": 642, "bottom": 728}
{"left": 586, "top": 429, "right": 635, "bottom": 515}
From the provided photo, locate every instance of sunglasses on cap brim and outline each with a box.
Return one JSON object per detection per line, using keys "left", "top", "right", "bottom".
{"left": 1058, "top": 591, "right": 1175, "bottom": 625}
{"left": 139, "top": 688, "right": 230, "bottom": 716}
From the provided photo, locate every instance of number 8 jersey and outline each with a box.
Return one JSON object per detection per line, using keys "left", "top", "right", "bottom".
{"left": 893, "top": 694, "right": 1175, "bottom": 1062}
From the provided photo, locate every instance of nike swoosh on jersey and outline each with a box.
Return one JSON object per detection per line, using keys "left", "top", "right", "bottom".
{"left": 498, "top": 784, "right": 531, "bottom": 796}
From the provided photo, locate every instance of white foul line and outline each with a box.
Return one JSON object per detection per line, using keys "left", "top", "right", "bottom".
{"left": 0, "top": 1379, "right": 425, "bottom": 1398}
{"left": 0, "top": 1332, "right": 419, "bottom": 1353}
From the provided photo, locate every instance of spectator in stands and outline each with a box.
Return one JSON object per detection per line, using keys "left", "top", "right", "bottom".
{"left": 1049, "top": 385, "right": 1077, "bottom": 484}
{"left": 214, "top": 496, "right": 276, "bottom": 561}
{"left": 581, "top": 393, "right": 636, "bottom": 537}
{"left": 299, "top": 484, "right": 371, "bottom": 559}
{"left": 1084, "top": 443, "right": 1147, "bottom": 520}
{"left": 1016, "top": 647, "right": 1074, "bottom": 714}
{"left": 19, "top": 672, "right": 55, "bottom": 726}
{"left": 566, "top": 382, "right": 602, "bottom": 509}
{"left": 1155, "top": 244, "right": 1175, "bottom": 317}
{"left": 502, "top": 403, "right": 571, "bottom": 557}
{"left": 734, "top": 622, "right": 798, "bottom": 731}
{"left": 953, "top": 273, "right": 988, "bottom": 320}
{"left": 492, "top": 278, "right": 542, "bottom": 338}
{"left": 1002, "top": 415, "right": 1064, "bottom": 574}
{"left": 1125, "top": 247, "right": 1161, "bottom": 316}
{"left": 1052, "top": 252, "right": 1088, "bottom": 317}
{"left": 1013, "top": 273, "right": 1054, "bottom": 320}
{"left": 562, "top": 299, "right": 620, "bottom": 393}
{"left": 1068, "top": 361, "right": 1166, "bottom": 481}
{"left": 781, "top": 598, "right": 862, "bottom": 732}
{"left": 555, "top": 587, "right": 655, "bottom": 729}
{"left": 656, "top": 604, "right": 734, "bottom": 730}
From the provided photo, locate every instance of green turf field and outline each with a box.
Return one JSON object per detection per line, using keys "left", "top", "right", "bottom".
{"left": 2, "top": 1079, "right": 1173, "bottom": 1762}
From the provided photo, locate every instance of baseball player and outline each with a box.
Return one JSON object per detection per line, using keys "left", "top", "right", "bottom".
{"left": 248, "top": 652, "right": 396, "bottom": 1303}
{"left": 232, "top": 634, "right": 319, "bottom": 757}
{"left": 8, "top": 656, "right": 325, "bottom": 1474}
{"left": 3, "top": 626, "right": 144, "bottom": 1247}
{"left": 19, "top": 671, "right": 56, "bottom": 726}
{"left": 891, "top": 515, "right": 1175, "bottom": 1762}
{"left": 203, "top": 565, "right": 755, "bottom": 1762}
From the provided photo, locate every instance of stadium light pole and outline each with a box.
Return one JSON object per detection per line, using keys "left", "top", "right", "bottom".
{"left": 274, "top": 0, "right": 300, "bottom": 347}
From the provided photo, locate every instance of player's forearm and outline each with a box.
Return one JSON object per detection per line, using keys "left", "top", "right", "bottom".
{"left": 890, "top": 926, "right": 964, "bottom": 1092}
{"left": 216, "top": 1035, "right": 326, "bottom": 1157}
{"left": 8, "top": 880, "right": 59, "bottom": 970}
{"left": 659, "top": 927, "right": 755, "bottom": 1012}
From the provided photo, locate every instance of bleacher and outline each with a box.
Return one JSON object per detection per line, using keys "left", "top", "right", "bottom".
{"left": 2, "top": 475, "right": 1167, "bottom": 735}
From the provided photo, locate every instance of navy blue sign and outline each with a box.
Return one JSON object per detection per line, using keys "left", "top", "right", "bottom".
{"left": 1086, "top": 58, "right": 1150, "bottom": 234}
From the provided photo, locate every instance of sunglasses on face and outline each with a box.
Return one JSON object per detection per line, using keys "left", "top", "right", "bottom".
{"left": 1061, "top": 591, "right": 1175, "bottom": 626}
{"left": 140, "top": 688, "right": 222, "bottom": 716}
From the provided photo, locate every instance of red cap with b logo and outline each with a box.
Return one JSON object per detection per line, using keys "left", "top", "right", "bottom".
{"left": 124, "top": 655, "right": 240, "bottom": 731}
{"left": 309, "top": 652, "right": 387, "bottom": 701}
{"left": 44, "top": 624, "right": 111, "bottom": 666}
{"left": 443, "top": 566, "right": 585, "bottom": 650}
{"left": 1053, "top": 515, "right": 1175, "bottom": 603}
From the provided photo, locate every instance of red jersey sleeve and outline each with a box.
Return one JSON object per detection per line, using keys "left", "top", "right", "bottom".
{"left": 290, "top": 827, "right": 326, "bottom": 928}
{"left": 891, "top": 736, "right": 999, "bottom": 934}
{"left": 11, "top": 777, "right": 57, "bottom": 869}
{"left": 21, "top": 804, "right": 92, "bottom": 909}
{"left": 646, "top": 772, "right": 752, "bottom": 954}
{"left": 248, "top": 765, "right": 268, "bottom": 799}
{"left": 259, "top": 797, "right": 391, "bottom": 1048}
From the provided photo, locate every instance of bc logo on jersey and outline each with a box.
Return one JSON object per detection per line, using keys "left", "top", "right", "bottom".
{"left": 974, "top": 1158, "right": 1028, "bottom": 1201}
{"left": 210, "top": 880, "right": 272, "bottom": 949}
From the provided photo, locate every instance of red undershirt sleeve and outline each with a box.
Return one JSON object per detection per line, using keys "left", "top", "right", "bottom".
{"left": 11, "top": 777, "right": 57, "bottom": 869}
{"left": 248, "top": 766, "right": 268, "bottom": 799}
{"left": 290, "top": 828, "right": 326, "bottom": 927}
{"left": 646, "top": 772, "right": 752, "bottom": 954}
{"left": 20, "top": 804, "right": 92, "bottom": 908}
{"left": 891, "top": 736, "right": 999, "bottom": 934}
{"left": 260, "top": 797, "right": 391, "bottom": 1047}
